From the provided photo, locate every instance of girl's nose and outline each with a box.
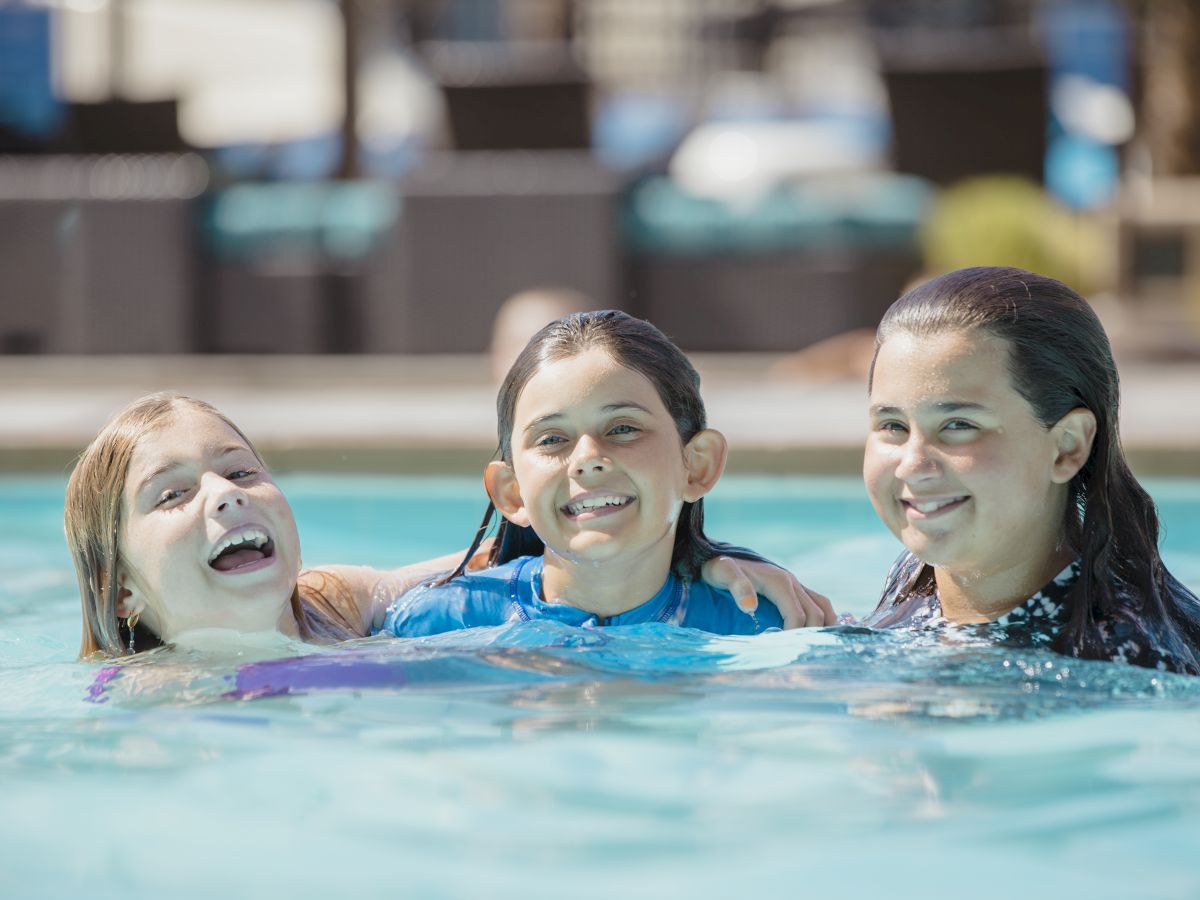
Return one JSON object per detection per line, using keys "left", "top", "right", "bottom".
{"left": 206, "top": 474, "right": 249, "bottom": 514}
{"left": 216, "top": 494, "right": 247, "bottom": 512}
{"left": 894, "top": 435, "right": 939, "bottom": 481}
{"left": 572, "top": 436, "right": 609, "bottom": 476}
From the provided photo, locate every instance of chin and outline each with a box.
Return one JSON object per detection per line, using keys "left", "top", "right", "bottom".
{"left": 561, "top": 538, "right": 625, "bottom": 563}
{"left": 900, "top": 534, "right": 955, "bottom": 567}
{"left": 912, "top": 544, "right": 982, "bottom": 574}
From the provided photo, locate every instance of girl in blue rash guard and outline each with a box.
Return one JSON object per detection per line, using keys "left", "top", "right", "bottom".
{"left": 859, "top": 267, "right": 1200, "bottom": 674}
{"left": 380, "top": 310, "right": 836, "bottom": 637}
{"left": 65, "top": 391, "right": 823, "bottom": 668}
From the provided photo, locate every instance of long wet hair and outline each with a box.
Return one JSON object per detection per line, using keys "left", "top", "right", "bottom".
{"left": 868, "top": 267, "right": 1200, "bottom": 672}
{"left": 66, "top": 393, "right": 359, "bottom": 659}
{"left": 440, "top": 310, "right": 761, "bottom": 584}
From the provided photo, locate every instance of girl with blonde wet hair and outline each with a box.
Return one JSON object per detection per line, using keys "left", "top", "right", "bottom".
{"left": 68, "top": 391, "right": 815, "bottom": 659}
{"left": 67, "top": 393, "right": 422, "bottom": 658}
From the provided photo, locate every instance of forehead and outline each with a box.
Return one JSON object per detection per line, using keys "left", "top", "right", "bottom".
{"left": 871, "top": 329, "right": 1016, "bottom": 404}
{"left": 516, "top": 348, "right": 668, "bottom": 418}
{"left": 127, "top": 407, "right": 250, "bottom": 476}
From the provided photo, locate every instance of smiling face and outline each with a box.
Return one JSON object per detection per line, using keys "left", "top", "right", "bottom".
{"left": 117, "top": 407, "right": 302, "bottom": 642}
{"left": 864, "top": 329, "right": 1073, "bottom": 581}
{"left": 492, "top": 347, "right": 716, "bottom": 577}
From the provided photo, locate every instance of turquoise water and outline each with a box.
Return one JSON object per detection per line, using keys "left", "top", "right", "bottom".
{"left": 3, "top": 475, "right": 1200, "bottom": 899}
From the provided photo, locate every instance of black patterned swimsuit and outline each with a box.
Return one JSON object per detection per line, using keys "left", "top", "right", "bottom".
{"left": 860, "top": 552, "right": 1183, "bottom": 672}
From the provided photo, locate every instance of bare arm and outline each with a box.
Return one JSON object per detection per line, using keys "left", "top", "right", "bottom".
{"left": 303, "top": 539, "right": 494, "bottom": 636}
{"left": 303, "top": 551, "right": 464, "bottom": 636}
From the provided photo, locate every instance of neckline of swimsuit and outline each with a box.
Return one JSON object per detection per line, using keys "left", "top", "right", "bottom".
{"left": 506, "top": 555, "right": 685, "bottom": 626}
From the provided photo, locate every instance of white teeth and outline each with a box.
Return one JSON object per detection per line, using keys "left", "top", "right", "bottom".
{"left": 908, "top": 498, "right": 963, "bottom": 514}
{"left": 208, "top": 527, "right": 270, "bottom": 563}
{"left": 565, "top": 495, "right": 632, "bottom": 515}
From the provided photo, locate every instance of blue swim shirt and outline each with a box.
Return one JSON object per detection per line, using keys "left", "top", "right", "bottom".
{"left": 379, "top": 555, "right": 783, "bottom": 638}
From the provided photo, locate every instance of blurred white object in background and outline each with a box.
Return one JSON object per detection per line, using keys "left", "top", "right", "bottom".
{"left": 1052, "top": 73, "right": 1135, "bottom": 145}
{"left": 55, "top": 0, "right": 344, "bottom": 146}
{"left": 669, "top": 118, "right": 884, "bottom": 206}
{"left": 357, "top": 51, "right": 445, "bottom": 157}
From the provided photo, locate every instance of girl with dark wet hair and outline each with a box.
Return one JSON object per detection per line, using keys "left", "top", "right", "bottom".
{"left": 860, "top": 266, "right": 1200, "bottom": 674}
{"left": 380, "top": 310, "right": 835, "bottom": 636}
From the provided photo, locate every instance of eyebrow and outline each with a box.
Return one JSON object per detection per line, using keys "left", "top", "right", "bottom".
{"left": 522, "top": 402, "right": 653, "bottom": 433}
{"left": 134, "top": 444, "right": 247, "bottom": 494}
{"left": 870, "top": 401, "right": 992, "bottom": 416}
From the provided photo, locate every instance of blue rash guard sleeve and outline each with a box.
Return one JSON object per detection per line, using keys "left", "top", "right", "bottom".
{"left": 380, "top": 562, "right": 521, "bottom": 638}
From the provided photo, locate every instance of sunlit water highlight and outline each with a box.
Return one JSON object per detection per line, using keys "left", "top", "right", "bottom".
{"left": 2, "top": 475, "right": 1200, "bottom": 899}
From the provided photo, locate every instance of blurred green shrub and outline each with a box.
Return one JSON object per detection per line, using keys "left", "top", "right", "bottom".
{"left": 920, "top": 176, "right": 1106, "bottom": 295}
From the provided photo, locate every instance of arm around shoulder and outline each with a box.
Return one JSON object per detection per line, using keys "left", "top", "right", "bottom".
{"left": 302, "top": 551, "right": 464, "bottom": 636}
{"left": 700, "top": 555, "right": 837, "bottom": 629}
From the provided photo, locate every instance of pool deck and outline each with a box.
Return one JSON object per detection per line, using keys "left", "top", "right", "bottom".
{"left": 1, "top": 353, "right": 1197, "bottom": 475}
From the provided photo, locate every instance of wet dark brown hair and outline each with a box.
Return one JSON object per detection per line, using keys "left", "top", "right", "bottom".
{"left": 869, "top": 267, "right": 1200, "bottom": 672}
{"left": 441, "top": 310, "right": 761, "bottom": 584}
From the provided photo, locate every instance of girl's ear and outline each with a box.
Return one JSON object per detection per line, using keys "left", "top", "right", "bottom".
{"left": 682, "top": 429, "right": 728, "bottom": 503}
{"left": 115, "top": 586, "right": 135, "bottom": 619}
{"left": 1051, "top": 407, "right": 1097, "bottom": 483}
{"left": 113, "top": 563, "right": 156, "bottom": 635}
{"left": 484, "top": 461, "right": 531, "bottom": 527}
{"left": 113, "top": 571, "right": 141, "bottom": 620}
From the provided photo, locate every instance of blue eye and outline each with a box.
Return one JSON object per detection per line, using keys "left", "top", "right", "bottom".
{"left": 944, "top": 419, "right": 977, "bottom": 431}
{"left": 608, "top": 423, "right": 639, "bottom": 436}
{"left": 535, "top": 434, "right": 567, "bottom": 448}
{"left": 155, "top": 488, "right": 187, "bottom": 507}
{"left": 227, "top": 468, "right": 257, "bottom": 480}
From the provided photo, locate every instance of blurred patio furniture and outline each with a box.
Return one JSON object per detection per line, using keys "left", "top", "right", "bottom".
{"left": 201, "top": 181, "right": 398, "bottom": 353}
{"left": 425, "top": 40, "right": 591, "bottom": 152}
{"left": 61, "top": 100, "right": 187, "bottom": 155}
{"left": 624, "top": 173, "right": 930, "bottom": 352}
{"left": 0, "top": 154, "right": 203, "bottom": 354}
{"left": 362, "top": 151, "right": 622, "bottom": 353}
{"left": 1117, "top": 177, "right": 1200, "bottom": 343}
{"left": 875, "top": 30, "right": 1047, "bottom": 185}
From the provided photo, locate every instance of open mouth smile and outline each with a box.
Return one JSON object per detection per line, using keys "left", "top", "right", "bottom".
{"left": 207, "top": 525, "right": 276, "bottom": 573}
{"left": 900, "top": 496, "right": 969, "bottom": 519}
{"left": 561, "top": 493, "right": 636, "bottom": 519}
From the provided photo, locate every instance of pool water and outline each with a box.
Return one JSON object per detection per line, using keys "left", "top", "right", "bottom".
{"left": 3, "top": 475, "right": 1200, "bottom": 899}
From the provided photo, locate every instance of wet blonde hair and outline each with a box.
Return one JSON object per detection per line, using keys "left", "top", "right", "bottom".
{"left": 66, "top": 393, "right": 359, "bottom": 659}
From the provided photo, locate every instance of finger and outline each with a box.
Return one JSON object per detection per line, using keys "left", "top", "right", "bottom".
{"left": 793, "top": 586, "right": 839, "bottom": 627}
{"left": 756, "top": 570, "right": 808, "bottom": 630}
{"left": 793, "top": 588, "right": 824, "bottom": 629}
{"left": 466, "top": 546, "right": 491, "bottom": 572}
{"left": 731, "top": 577, "right": 759, "bottom": 615}
{"left": 702, "top": 556, "right": 738, "bottom": 591}
{"left": 714, "top": 560, "right": 761, "bottom": 614}
{"left": 809, "top": 589, "right": 838, "bottom": 626}
{"left": 757, "top": 582, "right": 805, "bottom": 630}
{"left": 780, "top": 588, "right": 808, "bottom": 630}
{"left": 762, "top": 575, "right": 835, "bottom": 629}
{"left": 703, "top": 556, "right": 765, "bottom": 617}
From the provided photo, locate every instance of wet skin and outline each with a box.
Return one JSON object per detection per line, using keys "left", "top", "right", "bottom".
{"left": 118, "top": 408, "right": 303, "bottom": 641}
{"left": 489, "top": 347, "right": 723, "bottom": 617}
{"left": 864, "top": 330, "right": 1090, "bottom": 622}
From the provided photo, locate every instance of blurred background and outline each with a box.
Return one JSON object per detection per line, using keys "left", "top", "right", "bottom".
{"left": 1, "top": 0, "right": 1198, "bottom": 470}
